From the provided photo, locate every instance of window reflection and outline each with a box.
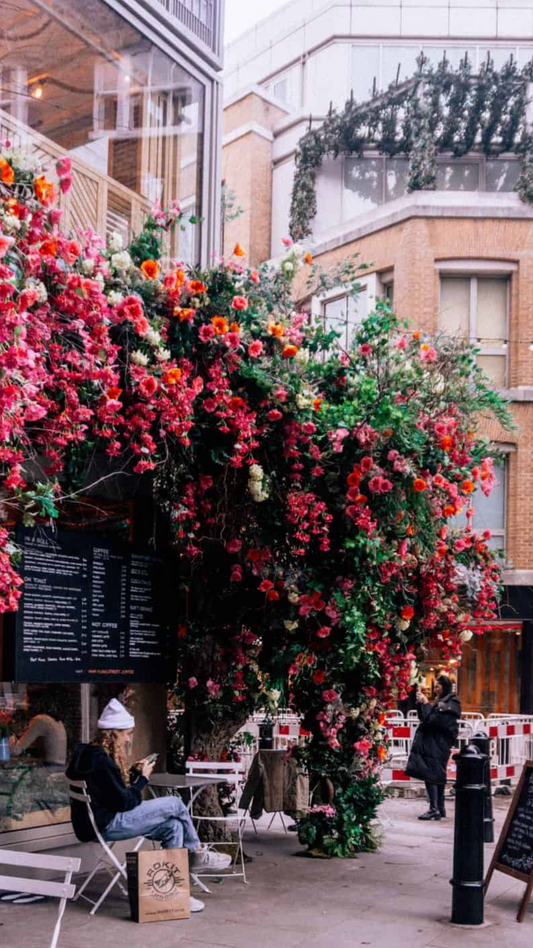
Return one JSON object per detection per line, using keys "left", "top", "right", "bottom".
{"left": 436, "top": 163, "right": 480, "bottom": 191}
{"left": 344, "top": 158, "right": 384, "bottom": 215}
{"left": 486, "top": 160, "right": 522, "bottom": 193}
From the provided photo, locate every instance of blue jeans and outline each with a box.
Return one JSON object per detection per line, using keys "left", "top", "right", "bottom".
{"left": 103, "top": 796, "right": 201, "bottom": 852}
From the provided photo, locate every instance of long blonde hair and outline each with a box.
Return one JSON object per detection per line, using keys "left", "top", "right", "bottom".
{"left": 94, "top": 729, "right": 130, "bottom": 784}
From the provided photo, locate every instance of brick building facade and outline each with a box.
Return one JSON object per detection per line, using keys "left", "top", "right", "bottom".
{"left": 222, "top": 1, "right": 533, "bottom": 714}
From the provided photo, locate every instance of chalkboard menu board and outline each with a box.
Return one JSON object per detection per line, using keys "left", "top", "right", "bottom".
{"left": 15, "top": 527, "right": 173, "bottom": 683}
{"left": 485, "top": 761, "right": 533, "bottom": 922}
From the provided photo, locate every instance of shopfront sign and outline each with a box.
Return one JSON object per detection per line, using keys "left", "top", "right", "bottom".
{"left": 15, "top": 527, "right": 173, "bottom": 683}
{"left": 485, "top": 760, "right": 533, "bottom": 922}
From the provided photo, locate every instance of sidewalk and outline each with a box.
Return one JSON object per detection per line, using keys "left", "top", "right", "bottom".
{"left": 2, "top": 795, "right": 533, "bottom": 948}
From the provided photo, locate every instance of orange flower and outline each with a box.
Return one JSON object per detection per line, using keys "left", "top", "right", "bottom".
{"left": 401, "top": 606, "right": 415, "bottom": 621}
{"left": 462, "top": 479, "right": 475, "bottom": 494}
{"left": 440, "top": 435, "right": 453, "bottom": 452}
{"left": 355, "top": 494, "right": 367, "bottom": 506}
{"left": 268, "top": 322, "right": 285, "bottom": 338}
{"left": 140, "top": 259, "right": 160, "bottom": 280}
{"left": 0, "top": 159, "right": 14, "bottom": 186}
{"left": 406, "top": 524, "right": 415, "bottom": 536}
{"left": 189, "top": 280, "right": 207, "bottom": 294}
{"left": 233, "top": 242, "right": 246, "bottom": 257}
{"left": 383, "top": 428, "right": 393, "bottom": 437}
{"left": 34, "top": 174, "right": 55, "bottom": 207}
{"left": 413, "top": 478, "right": 427, "bottom": 492}
{"left": 164, "top": 368, "right": 182, "bottom": 386}
{"left": 377, "top": 745, "right": 387, "bottom": 761}
{"left": 282, "top": 345, "right": 298, "bottom": 358}
{"left": 377, "top": 712, "right": 386, "bottom": 726}
{"left": 313, "top": 398, "right": 323, "bottom": 412}
{"left": 443, "top": 505, "right": 456, "bottom": 518}
{"left": 175, "top": 307, "right": 195, "bottom": 322}
{"left": 212, "top": 316, "right": 229, "bottom": 335}
{"left": 229, "top": 321, "right": 240, "bottom": 333}
{"left": 412, "top": 330, "right": 421, "bottom": 341}
{"left": 39, "top": 238, "right": 57, "bottom": 257}
{"left": 304, "top": 252, "right": 313, "bottom": 265}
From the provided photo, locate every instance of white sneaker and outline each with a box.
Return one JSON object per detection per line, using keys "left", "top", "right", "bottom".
{"left": 190, "top": 846, "right": 232, "bottom": 870}
{"left": 190, "top": 896, "right": 204, "bottom": 913}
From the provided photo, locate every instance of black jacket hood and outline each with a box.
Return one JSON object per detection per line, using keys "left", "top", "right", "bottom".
{"left": 66, "top": 743, "right": 107, "bottom": 778}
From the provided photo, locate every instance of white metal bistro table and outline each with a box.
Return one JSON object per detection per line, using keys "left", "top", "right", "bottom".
{"left": 148, "top": 773, "right": 223, "bottom": 811}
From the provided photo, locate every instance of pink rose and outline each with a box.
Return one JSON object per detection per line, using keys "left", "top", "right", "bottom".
{"left": 420, "top": 345, "right": 437, "bottom": 363}
{"left": 0, "top": 234, "right": 15, "bottom": 259}
{"left": 48, "top": 208, "right": 63, "bottom": 226}
{"left": 281, "top": 237, "right": 293, "bottom": 247}
{"left": 250, "top": 269, "right": 260, "bottom": 284}
{"left": 199, "top": 324, "right": 215, "bottom": 342}
{"left": 226, "top": 538, "right": 242, "bottom": 553}
{"left": 396, "top": 337, "right": 407, "bottom": 350}
{"left": 225, "top": 331, "right": 240, "bottom": 349}
{"left": 230, "top": 565, "right": 243, "bottom": 582}
{"left": 206, "top": 679, "right": 221, "bottom": 698}
{"left": 316, "top": 626, "right": 331, "bottom": 638}
{"left": 353, "top": 739, "right": 372, "bottom": 757}
{"left": 59, "top": 174, "right": 73, "bottom": 194}
{"left": 248, "top": 340, "right": 263, "bottom": 358}
{"left": 188, "top": 677, "right": 198, "bottom": 689}
{"left": 232, "top": 296, "right": 248, "bottom": 311}
{"left": 322, "top": 689, "right": 339, "bottom": 703}
{"left": 359, "top": 343, "right": 372, "bottom": 357}
{"left": 268, "top": 409, "right": 282, "bottom": 421}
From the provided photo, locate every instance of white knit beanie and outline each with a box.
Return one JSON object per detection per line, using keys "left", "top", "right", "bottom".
{"left": 97, "top": 698, "right": 135, "bottom": 730}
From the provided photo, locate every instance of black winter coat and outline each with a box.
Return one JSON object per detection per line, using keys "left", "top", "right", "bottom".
{"left": 66, "top": 744, "right": 148, "bottom": 842}
{"left": 404, "top": 694, "right": 461, "bottom": 786}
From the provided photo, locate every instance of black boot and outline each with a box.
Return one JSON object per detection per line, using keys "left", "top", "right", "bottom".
{"left": 420, "top": 784, "right": 441, "bottom": 820}
{"left": 437, "top": 785, "right": 446, "bottom": 818}
{"left": 418, "top": 809, "right": 441, "bottom": 821}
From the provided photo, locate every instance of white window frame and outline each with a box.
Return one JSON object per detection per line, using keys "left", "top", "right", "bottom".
{"left": 313, "top": 272, "right": 392, "bottom": 350}
{"left": 437, "top": 262, "right": 515, "bottom": 390}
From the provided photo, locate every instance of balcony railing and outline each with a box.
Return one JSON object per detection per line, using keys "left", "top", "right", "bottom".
{"left": 155, "top": 0, "right": 217, "bottom": 52}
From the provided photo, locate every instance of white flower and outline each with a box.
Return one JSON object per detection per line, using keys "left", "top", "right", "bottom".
{"left": 111, "top": 250, "right": 132, "bottom": 271}
{"left": 295, "top": 348, "right": 310, "bottom": 365}
{"left": 460, "top": 629, "right": 473, "bottom": 643}
{"left": 25, "top": 280, "right": 47, "bottom": 303}
{"left": 295, "top": 393, "right": 312, "bottom": 409}
{"left": 2, "top": 214, "right": 20, "bottom": 232}
{"left": 396, "top": 619, "right": 410, "bottom": 632}
{"left": 288, "top": 591, "right": 300, "bottom": 605}
{"left": 248, "top": 464, "right": 264, "bottom": 482}
{"left": 248, "top": 465, "right": 270, "bottom": 502}
{"left": 94, "top": 272, "right": 105, "bottom": 286}
{"left": 107, "top": 230, "right": 124, "bottom": 253}
{"left": 284, "top": 620, "right": 299, "bottom": 632}
{"left": 155, "top": 348, "right": 171, "bottom": 362}
{"left": 144, "top": 329, "right": 161, "bottom": 347}
{"left": 131, "top": 350, "right": 149, "bottom": 366}
{"left": 282, "top": 261, "right": 294, "bottom": 273}
{"left": 82, "top": 258, "right": 95, "bottom": 274}
{"left": 107, "top": 290, "right": 124, "bottom": 306}
{"left": 267, "top": 688, "right": 281, "bottom": 706}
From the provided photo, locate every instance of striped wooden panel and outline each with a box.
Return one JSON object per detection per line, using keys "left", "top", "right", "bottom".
{"left": 68, "top": 172, "right": 99, "bottom": 233}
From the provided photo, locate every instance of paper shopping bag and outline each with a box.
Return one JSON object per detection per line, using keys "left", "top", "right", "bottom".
{"left": 127, "top": 848, "right": 190, "bottom": 922}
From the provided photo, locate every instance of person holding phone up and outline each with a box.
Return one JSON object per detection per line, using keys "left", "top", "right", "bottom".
{"left": 66, "top": 699, "right": 231, "bottom": 912}
{"left": 404, "top": 675, "right": 461, "bottom": 820}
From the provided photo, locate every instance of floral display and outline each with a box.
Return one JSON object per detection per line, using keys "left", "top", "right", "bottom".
{"left": 0, "top": 145, "right": 511, "bottom": 854}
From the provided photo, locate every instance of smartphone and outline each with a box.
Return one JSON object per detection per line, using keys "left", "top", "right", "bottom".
{"left": 144, "top": 753, "right": 159, "bottom": 765}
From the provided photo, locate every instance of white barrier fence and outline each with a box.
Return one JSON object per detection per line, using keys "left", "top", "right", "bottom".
{"left": 382, "top": 713, "right": 533, "bottom": 789}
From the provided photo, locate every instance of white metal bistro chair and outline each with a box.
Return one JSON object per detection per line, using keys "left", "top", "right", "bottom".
{"left": 68, "top": 778, "right": 144, "bottom": 915}
{"left": 0, "top": 848, "right": 80, "bottom": 948}
{"left": 185, "top": 761, "right": 248, "bottom": 891}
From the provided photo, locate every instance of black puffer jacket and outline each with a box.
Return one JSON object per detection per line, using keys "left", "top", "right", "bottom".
{"left": 404, "top": 694, "right": 461, "bottom": 786}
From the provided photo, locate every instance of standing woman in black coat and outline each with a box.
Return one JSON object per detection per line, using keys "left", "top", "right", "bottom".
{"left": 405, "top": 675, "right": 461, "bottom": 820}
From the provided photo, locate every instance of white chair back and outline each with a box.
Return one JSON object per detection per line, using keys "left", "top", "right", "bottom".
{"left": 185, "top": 760, "right": 245, "bottom": 794}
{"left": 0, "top": 849, "right": 80, "bottom": 948}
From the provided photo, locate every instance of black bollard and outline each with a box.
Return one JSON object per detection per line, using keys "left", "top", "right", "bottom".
{"left": 471, "top": 732, "right": 495, "bottom": 844}
{"left": 259, "top": 722, "right": 273, "bottom": 750}
{"left": 450, "top": 743, "right": 487, "bottom": 926}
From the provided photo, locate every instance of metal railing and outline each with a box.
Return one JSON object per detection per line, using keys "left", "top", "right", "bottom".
{"left": 154, "top": 0, "right": 216, "bottom": 52}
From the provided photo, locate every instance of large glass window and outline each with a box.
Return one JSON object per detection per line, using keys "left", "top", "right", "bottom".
{"left": 323, "top": 291, "right": 367, "bottom": 350}
{"left": 452, "top": 461, "right": 507, "bottom": 554}
{"left": 439, "top": 275, "right": 509, "bottom": 388}
{"left": 0, "top": 0, "right": 206, "bottom": 262}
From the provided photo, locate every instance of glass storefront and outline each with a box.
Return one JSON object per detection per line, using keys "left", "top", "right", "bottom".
{"left": 0, "top": 0, "right": 208, "bottom": 262}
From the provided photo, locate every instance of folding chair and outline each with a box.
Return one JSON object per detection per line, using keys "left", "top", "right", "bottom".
{"left": 0, "top": 849, "right": 80, "bottom": 948}
{"left": 68, "top": 778, "right": 144, "bottom": 915}
{"left": 185, "top": 761, "right": 248, "bottom": 891}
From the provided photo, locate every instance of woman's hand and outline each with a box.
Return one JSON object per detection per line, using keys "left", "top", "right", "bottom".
{"left": 416, "top": 690, "right": 428, "bottom": 705}
{"left": 141, "top": 759, "right": 156, "bottom": 779}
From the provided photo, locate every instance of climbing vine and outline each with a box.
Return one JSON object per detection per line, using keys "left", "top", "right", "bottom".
{"left": 290, "top": 53, "right": 533, "bottom": 241}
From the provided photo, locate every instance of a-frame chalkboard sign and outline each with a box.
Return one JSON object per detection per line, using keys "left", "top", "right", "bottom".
{"left": 485, "top": 761, "right": 533, "bottom": 922}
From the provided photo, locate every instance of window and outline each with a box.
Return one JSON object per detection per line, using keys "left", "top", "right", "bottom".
{"left": 315, "top": 273, "right": 388, "bottom": 350}
{"left": 439, "top": 274, "right": 509, "bottom": 388}
{"left": 452, "top": 460, "right": 507, "bottom": 555}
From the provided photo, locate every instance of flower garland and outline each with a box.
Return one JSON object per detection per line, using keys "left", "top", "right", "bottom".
{"left": 290, "top": 53, "right": 533, "bottom": 241}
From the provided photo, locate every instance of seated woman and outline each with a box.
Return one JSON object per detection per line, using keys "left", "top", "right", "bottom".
{"left": 66, "top": 699, "right": 231, "bottom": 913}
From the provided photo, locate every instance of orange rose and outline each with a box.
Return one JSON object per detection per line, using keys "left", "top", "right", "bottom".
{"left": 413, "top": 478, "right": 427, "bottom": 492}
{"left": 377, "top": 745, "right": 387, "bottom": 761}
{"left": 401, "top": 606, "right": 415, "bottom": 621}
{"left": 443, "top": 505, "right": 455, "bottom": 518}
{"left": 462, "top": 479, "right": 475, "bottom": 494}
{"left": 212, "top": 316, "right": 228, "bottom": 335}
{"left": 406, "top": 524, "right": 415, "bottom": 536}
{"left": 440, "top": 435, "right": 453, "bottom": 451}
{"left": 268, "top": 322, "right": 285, "bottom": 338}
{"left": 233, "top": 242, "right": 246, "bottom": 257}
{"left": 140, "top": 259, "right": 159, "bottom": 280}
{"left": 34, "top": 175, "right": 55, "bottom": 207}
{"left": 39, "top": 238, "right": 57, "bottom": 257}
{"left": 282, "top": 345, "right": 298, "bottom": 358}
{"left": 189, "top": 280, "right": 207, "bottom": 294}
{"left": 229, "top": 322, "right": 240, "bottom": 333}
{"left": 313, "top": 398, "right": 323, "bottom": 412}
{"left": 164, "top": 368, "right": 182, "bottom": 386}
{"left": 0, "top": 159, "right": 14, "bottom": 186}
{"left": 304, "top": 252, "right": 313, "bottom": 265}
{"left": 412, "top": 330, "right": 421, "bottom": 341}
{"left": 174, "top": 307, "right": 195, "bottom": 322}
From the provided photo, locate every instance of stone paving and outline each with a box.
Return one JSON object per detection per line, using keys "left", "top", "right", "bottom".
{"left": 2, "top": 794, "right": 533, "bottom": 948}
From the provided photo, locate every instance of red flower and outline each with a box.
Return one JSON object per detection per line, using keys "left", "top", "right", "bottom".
{"left": 313, "top": 669, "right": 326, "bottom": 684}
{"left": 139, "top": 376, "right": 158, "bottom": 399}
{"left": 268, "top": 409, "right": 283, "bottom": 422}
{"left": 401, "top": 606, "right": 415, "bottom": 621}
{"left": 413, "top": 478, "right": 427, "bottom": 493}
{"left": 316, "top": 626, "right": 331, "bottom": 638}
{"left": 259, "top": 579, "right": 274, "bottom": 592}
{"left": 232, "top": 296, "right": 248, "bottom": 311}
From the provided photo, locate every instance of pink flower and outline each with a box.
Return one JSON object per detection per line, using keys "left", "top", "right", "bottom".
{"left": 250, "top": 269, "right": 260, "bottom": 284}
{"left": 225, "top": 331, "right": 240, "bottom": 349}
{"left": 206, "top": 679, "right": 221, "bottom": 698}
{"left": 0, "top": 234, "right": 15, "bottom": 259}
{"left": 230, "top": 565, "right": 243, "bottom": 582}
{"left": 59, "top": 174, "right": 73, "bottom": 194}
{"left": 420, "top": 345, "right": 437, "bottom": 363}
{"left": 322, "top": 689, "right": 339, "bottom": 703}
{"left": 359, "top": 343, "right": 372, "bottom": 357}
{"left": 232, "top": 296, "right": 248, "bottom": 311}
{"left": 56, "top": 156, "right": 72, "bottom": 177}
{"left": 316, "top": 626, "right": 331, "bottom": 638}
{"left": 48, "top": 208, "right": 63, "bottom": 226}
{"left": 226, "top": 538, "right": 242, "bottom": 553}
{"left": 203, "top": 397, "right": 218, "bottom": 412}
{"left": 248, "top": 340, "right": 263, "bottom": 358}
{"left": 281, "top": 237, "right": 293, "bottom": 247}
{"left": 353, "top": 739, "right": 373, "bottom": 757}
{"left": 396, "top": 337, "right": 407, "bottom": 350}
{"left": 273, "top": 386, "right": 288, "bottom": 401}
{"left": 259, "top": 579, "right": 274, "bottom": 592}
{"left": 188, "top": 677, "right": 198, "bottom": 689}
{"left": 199, "top": 324, "right": 215, "bottom": 342}
{"left": 268, "top": 409, "right": 282, "bottom": 421}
